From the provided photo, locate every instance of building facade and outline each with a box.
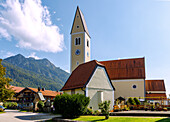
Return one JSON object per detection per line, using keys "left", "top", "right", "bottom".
{"left": 100, "top": 58, "right": 146, "bottom": 102}
{"left": 61, "top": 60, "right": 115, "bottom": 111}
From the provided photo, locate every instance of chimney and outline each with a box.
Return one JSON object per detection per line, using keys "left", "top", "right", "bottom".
{"left": 42, "top": 88, "right": 45, "bottom": 91}
{"left": 38, "top": 87, "right": 40, "bottom": 91}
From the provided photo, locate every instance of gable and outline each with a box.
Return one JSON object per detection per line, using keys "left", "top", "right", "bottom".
{"left": 61, "top": 60, "right": 110, "bottom": 91}
{"left": 61, "top": 60, "right": 98, "bottom": 91}
{"left": 87, "top": 66, "right": 114, "bottom": 90}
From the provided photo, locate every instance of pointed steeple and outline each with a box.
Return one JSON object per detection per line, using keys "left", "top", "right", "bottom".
{"left": 70, "top": 6, "right": 90, "bottom": 37}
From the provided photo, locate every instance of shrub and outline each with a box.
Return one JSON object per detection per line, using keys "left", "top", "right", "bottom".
{"left": 99, "top": 100, "right": 111, "bottom": 119}
{"left": 3, "top": 102, "right": 8, "bottom": 108}
{"left": 133, "top": 98, "right": 141, "bottom": 105}
{"left": 94, "top": 110, "right": 101, "bottom": 116}
{"left": 3, "top": 102, "right": 17, "bottom": 109}
{"left": 127, "top": 98, "right": 136, "bottom": 105}
{"left": 54, "top": 93, "right": 90, "bottom": 118}
{"left": 37, "top": 101, "right": 44, "bottom": 112}
{"left": 0, "top": 108, "right": 4, "bottom": 112}
{"left": 163, "top": 108, "right": 167, "bottom": 111}
{"left": 85, "top": 108, "right": 93, "bottom": 115}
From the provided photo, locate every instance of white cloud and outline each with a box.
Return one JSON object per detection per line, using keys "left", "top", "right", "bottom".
{"left": 0, "top": 0, "right": 64, "bottom": 53}
{"left": 5, "top": 52, "right": 15, "bottom": 58}
{"left": 0, "top": 51, "right": 15, "bottom": 59}
{"left": 28, "top": 52, "right": 40, "bottom": 59}
{"left": 0, "top": 27, "right": 11, "bottom": 40}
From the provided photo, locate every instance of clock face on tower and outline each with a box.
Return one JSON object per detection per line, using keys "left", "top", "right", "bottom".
{"left": 75, "top": 49, "right": 80, "bottom": 55}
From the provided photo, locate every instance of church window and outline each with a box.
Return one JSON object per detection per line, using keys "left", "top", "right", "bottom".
{"left": 76, "top": 61, "right": 79, "bottom": 65}
{"left": 71, "top": 89, "right": 75, "bottom": 95}
{"left": 132, "top": 85, "right": 137, "bottom": 89}
{"left": 87, "top": 39, "right": 89, "bottom": 47}
{"left": 75, "top": 37, "right": 81, "bottom": 45}
{"left": 77, "top": 25, "right": 79, "bottom": 28}
{"left": 87, "top": 52, "right": 89, "bottom": 57}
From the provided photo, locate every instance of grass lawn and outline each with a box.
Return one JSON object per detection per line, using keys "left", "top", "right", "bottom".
{"left": 0, "top": 112, "right": 5, "bottom": 114}
{"left": 19, "top": 109, "right": 33, "bottom": 112}
{"left": 73, "top": 116, "right": 170, "bottom": 122}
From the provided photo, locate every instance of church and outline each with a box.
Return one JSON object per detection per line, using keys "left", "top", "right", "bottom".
{"left": 61, "top": 6, "right": 167, "bottom": 110}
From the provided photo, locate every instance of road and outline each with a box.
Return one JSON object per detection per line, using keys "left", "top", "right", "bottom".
{"left": 0, "top": 109, "right": 60, "bottom": 122}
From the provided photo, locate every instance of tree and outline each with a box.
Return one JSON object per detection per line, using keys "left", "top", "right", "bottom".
{"left": 37, "top": 101, "right": 44, "bottom": 112}
{"left": 99, "top": 100, "right": 111, "bottom": 119}
{"left": 0, "top": 59, "right": 14, "bottom": 102}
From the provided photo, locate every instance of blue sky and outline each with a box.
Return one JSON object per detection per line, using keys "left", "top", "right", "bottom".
{"left": 0, "top": 0, "right": 170, "bottom": 96}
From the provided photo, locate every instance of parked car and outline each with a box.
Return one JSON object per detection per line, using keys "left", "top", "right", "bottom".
{"left": 0, "top": 105, "right": 5, "bottom": 111}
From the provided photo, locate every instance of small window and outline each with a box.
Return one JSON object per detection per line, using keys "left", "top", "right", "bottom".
{"left": 77, "top": 16, "right": 79, "bottom": 18}
{"left": 87, "top": 52, "right": 89, "bottom": 57}
{"left": 87, "top": 40, "right": 89, "bottom": 47}
{"left": 76, "top": 61, "right": 79, "bottom": 65}
{"left": 132, "top": 85, "right": 137, "bottom": 89}
{"left": 71, "top": 89, "right": 75, "bottom": 95}
{"left": 75, "top": 38, "right": 81, "bottom": 45}
{"left": 77, "top": 25, "right": 79, "bottom": 28}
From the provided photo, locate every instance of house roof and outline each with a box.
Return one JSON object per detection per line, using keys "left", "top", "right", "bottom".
{"left": 10, "top": 86, "right": 24, "bottom": 93}
{"left": 145, "top": 80, "right": 166, "bottom": 91}
{"left": 70, "top": 6, "right": 90, "bottom": 37}
{"left": 61, "top": 60, "right": 114, "bottom": 91}
{"left": 145, "top": 93, "right": 167, "bottom": 100}
{"left": 99, "top": 57, "right": 145, "bottom": 80}
{"left": 16, "top": 87, "right": 61, "bottom": 97}
{"left": 28, "top": 87, "right": 61, "bottom": 97}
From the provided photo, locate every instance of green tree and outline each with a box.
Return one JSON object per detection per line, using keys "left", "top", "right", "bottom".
{"left": 99, "top": 100, "right": 111, "bottom": 119}
{"left": 37, "top": 101, "right": 44, "bottom": 112}
{"left": 0, "top": 59, "right": 14, "bottom": 102}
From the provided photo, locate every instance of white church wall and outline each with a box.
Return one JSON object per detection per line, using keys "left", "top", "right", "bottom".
{"left": 112, "top": 79, "right": 145, "bottom": 101}
{"left": 86, "top": 66, "right": 114, "bottom": 111}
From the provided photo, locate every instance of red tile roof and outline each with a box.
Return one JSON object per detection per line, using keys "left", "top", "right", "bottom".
{"left": 100, "top": 58, "right": 145, "bottom": 80}
{"left": 10, "top": 86, "right": 24, "bottom": 93}
{"left": 145, "top": 80, "right": 166, "bottom": 91}
{"left": 28, "top": 87, "right": 61, "bottom": 97}
{"left": 146, "top": 93, "right": 167, "bottom": 100}
{"left": 14, "top": 86, "right": 61, "bottom": 97}
{"left": 61, "top": 60, "right": 113, "bottom": 91}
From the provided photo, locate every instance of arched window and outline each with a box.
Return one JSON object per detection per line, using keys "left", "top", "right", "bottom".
{"left": 75, "top": 37, "right": 81, "bottom": 45}
{"left": 87, "top": 39, "right": 89, "bottom": 47}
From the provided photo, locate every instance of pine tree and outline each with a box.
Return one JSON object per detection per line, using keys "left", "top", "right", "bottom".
{"left": 0, "top": 59, "right": 14, "bottom": 102}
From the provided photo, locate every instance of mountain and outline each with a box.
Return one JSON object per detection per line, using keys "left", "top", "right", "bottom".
{"left": 1, "top": 54, "right": 70, "bottom": 91}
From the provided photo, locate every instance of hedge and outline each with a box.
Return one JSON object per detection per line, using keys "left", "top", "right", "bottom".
{"left": 54, "top": 93, "right": 90, "bottom": 118}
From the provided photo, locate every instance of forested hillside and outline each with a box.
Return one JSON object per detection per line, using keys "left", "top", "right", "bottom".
{"left": 1, "top": 54, "right": 70, "bottom": 91}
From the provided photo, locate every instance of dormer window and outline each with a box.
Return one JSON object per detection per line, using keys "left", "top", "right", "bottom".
{"left": 75, "top": 37, "right": 81, "bottom": 45}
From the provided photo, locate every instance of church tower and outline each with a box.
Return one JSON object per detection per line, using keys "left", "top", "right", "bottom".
{"left": 70, "top": 6, "right": 91, "bottom": 72}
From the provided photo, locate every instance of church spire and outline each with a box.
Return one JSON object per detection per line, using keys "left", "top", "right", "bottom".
{"left": 70, "top": 6, "right": 90, "bottom": 37}
{"left": 70, "top": 6, "right": 91, "bottom": 72}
